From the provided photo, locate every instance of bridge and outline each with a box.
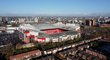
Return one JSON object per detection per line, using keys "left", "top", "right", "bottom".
{"left": 31, "top": 36, "right": 102, "bottom": 60}
{"left": 43, "top": 36, "right": 102, "bottom": 55}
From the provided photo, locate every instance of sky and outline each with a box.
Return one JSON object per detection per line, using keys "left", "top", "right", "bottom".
{"left": 0, "top": 0, "right": 110, "bottom": 16}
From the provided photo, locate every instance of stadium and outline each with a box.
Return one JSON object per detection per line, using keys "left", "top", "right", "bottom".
{"left": 19, "top": 23, "right": 80, "bottom": 43}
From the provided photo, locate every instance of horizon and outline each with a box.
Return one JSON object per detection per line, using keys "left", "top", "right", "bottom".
{"left": 0, "top": 0, "right": 110, "bottom": 16}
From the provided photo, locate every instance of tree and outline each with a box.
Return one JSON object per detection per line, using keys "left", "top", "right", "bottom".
{"left": 2, "top": 43, "right": 15, "bottom": 59}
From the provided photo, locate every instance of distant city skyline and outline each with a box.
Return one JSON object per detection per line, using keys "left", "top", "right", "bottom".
{"left": 0, "top": 0, "right": 110, "bottom": 16}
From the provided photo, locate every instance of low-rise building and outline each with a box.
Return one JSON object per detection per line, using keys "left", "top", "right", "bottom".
{"left": 10, "top": 50, "right": 41, "bottom": 60}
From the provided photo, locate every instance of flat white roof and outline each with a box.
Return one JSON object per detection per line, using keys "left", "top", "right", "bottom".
{"left": 33, "top": 23, "right": 60, "bottom": 30}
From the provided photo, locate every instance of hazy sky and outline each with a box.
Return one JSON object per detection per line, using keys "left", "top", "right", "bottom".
{"left": 0, "top": 0, "right": 110, "bottom": 16}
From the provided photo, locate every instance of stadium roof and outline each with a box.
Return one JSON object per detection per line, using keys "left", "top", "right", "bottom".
{"left": 38, "top": 31, "right": 78, "bottom": 38}
{"left": 33, "top": 23, "right": 60, "bottom": 30}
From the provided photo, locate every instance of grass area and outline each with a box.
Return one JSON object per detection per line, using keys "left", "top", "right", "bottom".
{"left": 82, "top": 27, "right": 110, "bottom": 39}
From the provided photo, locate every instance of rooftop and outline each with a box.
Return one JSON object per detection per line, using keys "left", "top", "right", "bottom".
{"left": 33, "top": 23, "right": 60, "bottom": 30}
{"left": 39, "top": 31, "right": 78, "bottom": 38}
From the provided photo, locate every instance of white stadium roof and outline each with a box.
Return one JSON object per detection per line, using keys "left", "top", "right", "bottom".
{"left": 19, "top": 23, "right": 80, "bottom": 33}
{"left": 33, "top": 23, "right": 60, "bottom": 30}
